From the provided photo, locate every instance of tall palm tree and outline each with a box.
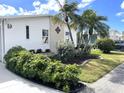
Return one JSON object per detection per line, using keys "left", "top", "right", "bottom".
{"left": 77, "top": 9, "right": 109, "bottom": 45}
{"left": 52, "top": 0, "right": 78, "bottom": 44}
{"left": 84, "top": 9, "right": 109, "bottom": 37}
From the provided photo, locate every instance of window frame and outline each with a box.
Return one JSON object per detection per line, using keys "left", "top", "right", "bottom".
{"left": 26, "top": 25, "right": 30, "bottom": 39}
{"left": 42, "top": 29, "right": 48, "bottom": 44}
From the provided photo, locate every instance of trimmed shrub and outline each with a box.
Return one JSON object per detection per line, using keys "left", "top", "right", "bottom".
{"left": 38, "top": 60, "right": 80, "bottom": 92}
{"left": 15, "top": 51, "right": 33, "bottom": 75}
{"left": 4, "top": 46, "right": 26, "bottom": 70}
{"left": 4, "top": 46, "right": 26, "bottom": 62}
{"left": 4, "top": 46, "right": 81, "bottom": 92}
{"left": 96, "top": 38, "right": 115, "bottom": 53}
{"left": 22, "top": 54, "right": 51, "bottom": 78}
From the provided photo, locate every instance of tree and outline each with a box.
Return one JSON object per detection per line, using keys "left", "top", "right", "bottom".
{"left": 77, "top": 9, "right": 109, "bottom": 46}
{"left": 52, "top": 0, "right": 78, "bottom": 44}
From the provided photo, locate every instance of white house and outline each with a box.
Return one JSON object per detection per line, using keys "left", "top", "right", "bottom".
{"left": 109, "top": 29, "right": 122, "bottom": 41}
{"left": 0, "top": 15, "right": 77, "bottom": 62}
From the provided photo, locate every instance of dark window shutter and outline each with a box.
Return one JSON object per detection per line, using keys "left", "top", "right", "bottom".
{"left": 26, "top": 26, "right": 29, "bottom": 39}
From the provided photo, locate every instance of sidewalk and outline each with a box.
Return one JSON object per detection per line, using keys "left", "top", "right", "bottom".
{"left": 0, "top": 63, "right": 62, "bottom": 93}
{"left": 90, "top": 63, "right": 124, "bottom": 93}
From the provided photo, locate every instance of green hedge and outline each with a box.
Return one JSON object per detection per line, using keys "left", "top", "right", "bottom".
{"left": 4, "top": 46, "right": 81, "bottom": 92}
{"left": 96, "top": 38, "right": 115, "bottom": 53}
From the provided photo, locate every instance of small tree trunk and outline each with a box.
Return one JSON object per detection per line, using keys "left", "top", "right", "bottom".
{"left": 66, "top": 22, "right": 74, "bottom": 44}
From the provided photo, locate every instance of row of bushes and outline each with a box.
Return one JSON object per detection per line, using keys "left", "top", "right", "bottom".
{"left": 4, "top": 46, "right": 81, "bottom": 92}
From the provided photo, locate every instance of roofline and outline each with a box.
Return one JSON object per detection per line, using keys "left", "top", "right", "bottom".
{"left": 0, "top": 14, "right": 53, "bottom": 19}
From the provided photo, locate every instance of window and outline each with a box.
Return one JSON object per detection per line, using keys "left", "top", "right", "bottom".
{"left": 26, "top": 26, "right": 29, "bottom": 39}
{"left": 42, "top": 29, "right": 48, "bottom": 43}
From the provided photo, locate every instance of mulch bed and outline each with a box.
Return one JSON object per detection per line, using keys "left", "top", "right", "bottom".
{"left": 63, "top": 54, "right": 99, "bottom": 65}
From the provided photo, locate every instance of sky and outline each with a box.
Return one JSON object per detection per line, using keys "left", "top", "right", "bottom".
{"left": 0, "top": 0, "right": 124, "bottom": 32}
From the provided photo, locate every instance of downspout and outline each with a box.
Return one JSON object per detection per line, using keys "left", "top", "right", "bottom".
{"left": 1, "top": 19, "right": 5, "bottom": 63}
{"left": 49, "top": 16, "right": 52, "bottom": 52}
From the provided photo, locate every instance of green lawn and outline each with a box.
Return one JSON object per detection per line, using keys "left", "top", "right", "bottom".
{"left": 79, "top": 49, "right": 124, "bottom": 83}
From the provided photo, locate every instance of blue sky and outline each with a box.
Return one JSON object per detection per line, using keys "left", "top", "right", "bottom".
{"left": 0, "top": 0, "right": 124, "bottom": 32}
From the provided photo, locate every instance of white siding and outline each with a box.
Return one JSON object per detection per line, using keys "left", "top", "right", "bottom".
{"left": 2, "top": 16, "right": 78, "bottom": 54}
{"left": 50, "top": 23, "right": 65, "bottom": 53}
{"left": 4, "top": 17, "right": 50, "bottom": 53}
{"left": 0, "top": 21, "right": 2, "bottom": 61}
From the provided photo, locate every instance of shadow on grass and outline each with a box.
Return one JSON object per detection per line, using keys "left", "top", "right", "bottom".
{"left": 79, "top": 58, "right": 121, "bottom": 83}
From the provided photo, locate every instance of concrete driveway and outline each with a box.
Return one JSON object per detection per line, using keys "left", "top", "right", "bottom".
{"left": 0, "top": 63, "right": 62, "bottom": 93}
{"left": 90, "top": 63, "right": 124, "bottom": 93}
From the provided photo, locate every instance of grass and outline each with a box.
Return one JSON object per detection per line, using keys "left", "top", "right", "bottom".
{"left": 79, "top": 49, "right": 124, "bottom": 83}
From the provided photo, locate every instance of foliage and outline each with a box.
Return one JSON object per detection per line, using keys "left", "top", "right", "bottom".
{"left": 4, "top": 46, "right": 26, "bottom": 70}
{"left": 52, "top": 41, "right": 94, "bottom": 64}
{"left": 91, "top": 49, "right": 102, "bottom": 55}
{"left": 96, "top": 38, "right": 115, "bottom": 53}
{"left": 22, "top": 54, "right": 50, "bottom": 78}
{"left": 75, "top": 9, "right": 109, "bottom": 50}
{"left": 52, "top": 0, "right": 78, "bottom": 43}
{"left": 14, "top": 51, "right": 33, "bottom": 75}
{"left": 4, "top": 46, "right": 81, "bottom": 92}
{"left": 79, "top": 9, "right": 109, "bottom": 38}
{"left": 55, "top": 42, "right": 76, "bottom": 62}
{"left": 29, "top": 49, "right": 36, "bottom": 53}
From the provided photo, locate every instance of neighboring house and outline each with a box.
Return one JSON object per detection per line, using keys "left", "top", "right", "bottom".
{"left": 122, "top": 31, "right": 124, "bottom": 40}
{"left": 109, "top": 29, "right": 122, "bottom": 41}
{"left": 0, "top": 15, "right": 77, "bottom": 62}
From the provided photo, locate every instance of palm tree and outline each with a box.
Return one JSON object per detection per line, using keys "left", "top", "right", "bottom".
{"left": 52, "top": 0, "right": 78, "bottom": 44}
{"left": 84, "top": 10, "right": 109, "bottom": 37}
{"left": 77, "top": 9, "right": 109, "bottom": 45}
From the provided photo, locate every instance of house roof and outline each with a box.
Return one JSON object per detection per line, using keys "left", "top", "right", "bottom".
{"left": 0, "top": 14, "right": 53, "bottom": 19}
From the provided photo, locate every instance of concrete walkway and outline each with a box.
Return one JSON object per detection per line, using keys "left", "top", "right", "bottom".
{"left": 0, "top": 63, "right": 62, "bottom": 93}
{"left": 90, "top": 63, "right": 124, "bottom": 93}
{"left": 1, "top": 62, "right": 124, "bottom": 93}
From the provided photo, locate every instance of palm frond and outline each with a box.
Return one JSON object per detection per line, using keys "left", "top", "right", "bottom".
{"left": 52, "top": 13, "right": 65, "bottom": 25}
{"left": 94, "top": 22, "right": 109, "bottom": 37}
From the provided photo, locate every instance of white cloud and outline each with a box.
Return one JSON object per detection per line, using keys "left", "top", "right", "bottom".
{"left": 32, "top": 0, "right": 65, "bottom": 14}
{"left": 78, "top": 0, "right": 95, "bottom": 8}
{"left": 121, "top": 1, "right": 124, "bottom": 9}
{"left": 19, "top": 0, "right": 94, "bottom": 15}
{"left": 0, "top": 4, "right": 18, "bottom": 16}
{"left": 33, "top": 0, "right": 41, "bottom": 9}
{"left": 18, "top": 8, "right": 33, "bottom": 15}
{"left": 116, "top": 1, "right": 124, "bottom": 22}
{"left": 116, "top": 12, "right": 124, "bottom": 16}
{"left": 0, "top": 0, "right": 94, "bottom": 16}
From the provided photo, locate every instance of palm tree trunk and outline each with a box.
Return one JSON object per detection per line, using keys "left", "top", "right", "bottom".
{"left": 66, "top": 22, "right": 74, "bottom": 44}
